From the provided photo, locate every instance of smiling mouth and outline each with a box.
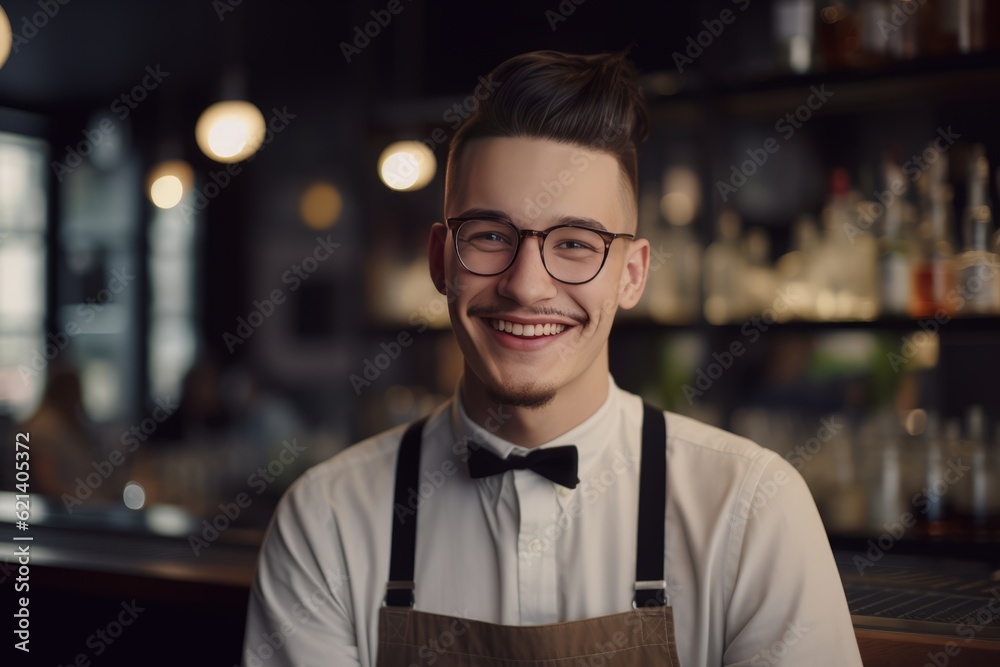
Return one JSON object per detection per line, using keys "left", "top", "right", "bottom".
{"left": 489, "top": 318, "right": 569, "bottom": 337}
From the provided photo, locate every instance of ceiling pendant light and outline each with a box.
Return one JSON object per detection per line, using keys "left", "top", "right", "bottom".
{"left": 0, "top": 5, "right": 12, "bottom": 70}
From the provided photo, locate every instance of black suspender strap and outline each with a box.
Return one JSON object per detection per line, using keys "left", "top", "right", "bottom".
{"left": 384, "top": 417, "right": 428, "bottom": 608}
{"left": 634, "top": 402, "right": 668, "bottom": 608}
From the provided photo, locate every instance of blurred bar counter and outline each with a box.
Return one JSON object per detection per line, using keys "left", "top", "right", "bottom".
{"left": 1, "top": 516, "right": 258, "bottom": 666}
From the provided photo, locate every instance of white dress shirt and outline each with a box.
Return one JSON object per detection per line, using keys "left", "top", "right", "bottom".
{"left": 243, "top": 376, "right": 863, "bottom": 666}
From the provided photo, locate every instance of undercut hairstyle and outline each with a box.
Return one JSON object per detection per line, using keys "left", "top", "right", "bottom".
{"left": 445, "top": 50, "right": 650, "bottom": 224}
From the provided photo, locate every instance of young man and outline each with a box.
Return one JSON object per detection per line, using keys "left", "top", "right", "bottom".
{"left": 244, "top": 50, "right": 863, "bottom": 666}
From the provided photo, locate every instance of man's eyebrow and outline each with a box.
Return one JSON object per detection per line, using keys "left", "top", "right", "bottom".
{"left": 451, "top": 209, "right": 610, "bottom": 232}
{"left": 551, "top": 216, "right": 609, "bottom": 232}
{"left": 452, "top": 207, "right": 511, "bottom": 221}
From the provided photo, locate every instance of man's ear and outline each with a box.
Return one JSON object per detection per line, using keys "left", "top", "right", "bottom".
{"left": 617, "top": 237, "right": 649, "bottom": 310}
{"left": 428, "top": 222, "right": 448, "bottom": 295}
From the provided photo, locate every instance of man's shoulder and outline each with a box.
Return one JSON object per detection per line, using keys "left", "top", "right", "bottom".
{"left": 664, "top": 410, "right": 774, "bottom": 466}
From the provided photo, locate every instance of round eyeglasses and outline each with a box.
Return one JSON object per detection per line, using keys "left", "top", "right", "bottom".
{"left": 446, "top": 216, "right": 635, "bottom": 285}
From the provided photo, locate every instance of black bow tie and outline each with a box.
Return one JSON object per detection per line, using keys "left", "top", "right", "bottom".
{"left": 467, "top": 444, "right": 580, "bottom": 489}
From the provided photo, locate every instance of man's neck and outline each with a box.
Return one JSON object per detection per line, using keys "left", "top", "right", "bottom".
{"left": 459, "top": 365, "right": 611, "bottom": 448}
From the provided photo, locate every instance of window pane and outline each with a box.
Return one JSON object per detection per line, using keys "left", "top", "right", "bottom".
{"left": 0, "top": 235, "right": 45, "bottom": 326}
{"left": 0, "top": 334, "right": 46, "bottom": 419}
{"left": 0, "top": 131, "right": 47, "bottom": 233}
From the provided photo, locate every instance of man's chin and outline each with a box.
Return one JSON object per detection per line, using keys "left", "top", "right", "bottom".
{"left": 485, "top": 382, "right": 556, "bottom": 410}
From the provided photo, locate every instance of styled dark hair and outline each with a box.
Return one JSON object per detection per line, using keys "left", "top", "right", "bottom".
{"left": 445, "top": 50, "right": 650, "bottom": 216}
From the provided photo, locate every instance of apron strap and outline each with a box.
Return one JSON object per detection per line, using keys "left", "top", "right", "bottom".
{"left": 384, "top": 416, "right": 428, "bottom": 607}
{"left": 634, "top": 402, "right": 668, "bottom": 608}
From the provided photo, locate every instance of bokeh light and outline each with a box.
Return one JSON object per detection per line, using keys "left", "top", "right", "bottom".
{"left": 0, "top": 6, "right": 11, "bottom": 71}
{"left": 299, "top": 182, "right": 343, "bottom": 229}
{"left": 378, "top": 141, "right": 436, "bottom": 191}
{"left": 195, "top": 101, "right": 266, "bottom": 163}
{"left": 147, "top": 160, "right": 194, "bottom": 209}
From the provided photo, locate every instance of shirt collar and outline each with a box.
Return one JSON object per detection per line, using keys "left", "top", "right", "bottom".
{"left": 449, "top": 374, "right": 622, "bottom": 482}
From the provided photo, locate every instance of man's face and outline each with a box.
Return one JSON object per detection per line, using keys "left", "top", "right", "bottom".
{"left": 429, "top": 136, "right": 649, "bottom": 409}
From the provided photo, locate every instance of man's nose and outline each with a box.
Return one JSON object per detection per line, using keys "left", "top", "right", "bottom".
{"left": 496, "top": 234, "right": 558, "bottom": 305}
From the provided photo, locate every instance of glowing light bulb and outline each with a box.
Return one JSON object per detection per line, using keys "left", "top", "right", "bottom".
{"left": 196, "top": 101, "right": 266, "bottom": 163}
{"left": 146, "top": 160, "right": 193, "bottom": 209}
{"left": 0, "top": 6, "right": 11, "bottom": 70}
{"left": 378, "top": 141, "right": 436, "bottom": 191}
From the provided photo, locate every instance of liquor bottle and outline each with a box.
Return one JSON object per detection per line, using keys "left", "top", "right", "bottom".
{"left": 777, "top": 215, "right": 821, "bottom": 320}
{"left": 641, "top": 184, "right": 703, "bottom": 325}
{"left": 955, "top": 146, "right": 1000, "bottom": 314}
{"left": 818, "top": 1, "right": 864, "bottom": 70}
{"left": 818, "top": 169, "right": 878, "bottom": 320}
{"left": 857, "top": 0, "right": 890, "bottom": 64}
{"left": 703, "top": 209, "right": 745, "bottom": 324}
{"left": 909, "top": 155, "right": 956, "bottom": 318}
{"left": 878, "top": 159, "right": 917, "bottom": 316}
{"left": 952, "top": 406, "right": 991, "bottom": 535}
{"left": 870, "top": 414, "right": 904, "bottom": 530}
{"left": 773, "top": 0, "right": 816, "bottom": 74}
{"left": 742, "top": 228, "right": 777, "bottom": 318}
{"left": 921, "top": 413, "right": 948, "bottom": 535}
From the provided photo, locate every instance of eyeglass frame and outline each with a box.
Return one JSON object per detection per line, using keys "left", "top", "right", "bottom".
{"left": 445, "top": 215, "right": 636, "bottom": 285}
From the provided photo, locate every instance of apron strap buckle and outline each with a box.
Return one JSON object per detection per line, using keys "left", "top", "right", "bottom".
{"left": 632, "top": 580, "right": 668, "bottom": 608}
{"left": 384, "top": 580, "right": 415, "bottom": 608}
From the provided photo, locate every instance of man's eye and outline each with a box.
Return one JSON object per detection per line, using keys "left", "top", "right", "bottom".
{"left": 553, "top": 239, "right": 598, "bottom": 252}
{"left": 462, "top": 231, "right": 514, "bottom": 247}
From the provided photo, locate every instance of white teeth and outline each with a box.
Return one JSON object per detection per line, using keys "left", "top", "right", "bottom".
{"left": 491, "top": 319, "right": 567, "bottom": 337}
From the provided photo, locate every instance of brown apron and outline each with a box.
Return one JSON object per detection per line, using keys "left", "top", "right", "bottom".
{"left": 376, "top": 403, "right": 681, "bottom": 666}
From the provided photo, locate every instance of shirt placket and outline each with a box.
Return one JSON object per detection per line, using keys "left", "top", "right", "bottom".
{"left": 513, "top": 468, "right": 560, "bottom": 625}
